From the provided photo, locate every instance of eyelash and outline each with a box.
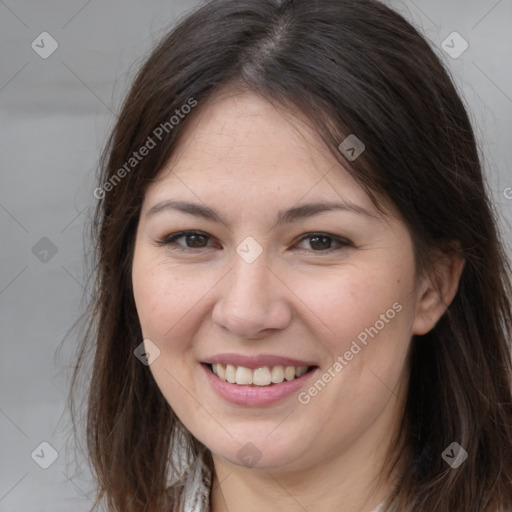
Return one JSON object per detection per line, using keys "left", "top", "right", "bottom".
{"left": 157, "top": 230, "right": 353, "bottom": 254}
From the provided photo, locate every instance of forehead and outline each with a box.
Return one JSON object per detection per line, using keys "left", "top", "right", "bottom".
{"left": 146, "top": 88, "right": 375, "bottom": 212}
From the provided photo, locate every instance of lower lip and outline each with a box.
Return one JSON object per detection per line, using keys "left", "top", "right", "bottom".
{"left": 201, "top": 364, "right": 317, "bottom": 407}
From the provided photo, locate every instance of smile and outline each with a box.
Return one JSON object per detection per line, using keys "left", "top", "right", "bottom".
{"left": 201, "top": 356, "right": 319, "bottom": 406}
{"left": 209, "top": 363, "right": 311, "bottom": 386}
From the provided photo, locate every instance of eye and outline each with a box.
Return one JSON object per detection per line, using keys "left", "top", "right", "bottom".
{"left": 157, "top": 231, "right": 216, "bottom": 252}
{"left": 157, "top": 230, "right": 353, "bottom": 254}
{"left": 294, "top": 233, "right": 352, "bottom": 252}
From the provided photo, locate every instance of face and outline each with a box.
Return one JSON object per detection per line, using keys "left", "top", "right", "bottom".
{"left": 132, "top": 88, "right": 426, "bottom": 473}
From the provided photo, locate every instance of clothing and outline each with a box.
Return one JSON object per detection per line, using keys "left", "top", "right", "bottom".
{"left": 180, "top": 456, "right": 211, "bottom": 512}
{"left": 180, "top": 457, "right": 385, "bottom": 512}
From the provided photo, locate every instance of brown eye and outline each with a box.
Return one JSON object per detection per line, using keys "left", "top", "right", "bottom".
{"left": 295, "top": 233, "right": 352, "bottom": 253}
{"left": 184, "top": 233, "right": 208, "bottom": 248}
{"left": 309, "top": 235, "right": 333, "bottom": 251}
{"left": 158, "top": 231, "right": 214, "bottom": 251}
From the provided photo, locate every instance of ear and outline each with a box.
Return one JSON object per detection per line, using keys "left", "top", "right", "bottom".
{"left": 412, "top": 254, "right": 465, "bottom": 336}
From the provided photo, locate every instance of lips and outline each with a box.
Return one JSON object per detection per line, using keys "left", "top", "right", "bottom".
{"left": 201, "top": 353, "right": 318, "bottom": 406}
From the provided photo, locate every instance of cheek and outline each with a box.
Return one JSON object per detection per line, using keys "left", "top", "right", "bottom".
{"left": 132, "top": 255, "right": 209, "bottom": 347}
{"left": 293, "top": 268, "right": 413, "bottom": 436}
{"left": 131, "top": 256, "right": 211, "bottom": 415}
{"left": 289, "top": 262, "right": 411, "bottom": 357}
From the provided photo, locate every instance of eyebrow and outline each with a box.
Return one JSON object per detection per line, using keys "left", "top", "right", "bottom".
{"left": 146, "top": 199, "right": 376, "bottom": 226}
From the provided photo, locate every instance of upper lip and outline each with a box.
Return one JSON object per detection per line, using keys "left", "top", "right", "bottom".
{"left": 203, "top": 353, "right": 317, "bottom": 369}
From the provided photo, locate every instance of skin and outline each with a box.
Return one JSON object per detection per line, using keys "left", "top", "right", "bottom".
{"left": 131, "top": 87, "right": 464, "bottom": 512}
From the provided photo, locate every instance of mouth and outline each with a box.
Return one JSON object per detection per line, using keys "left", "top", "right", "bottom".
{"left": 205, "top": 362, "right": 317, "bottom": 387}
{"left": 201, "top": 354, "right": 320, "bottom": 406}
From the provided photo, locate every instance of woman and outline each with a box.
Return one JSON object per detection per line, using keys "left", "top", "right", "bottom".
{"left": 69, "top": 0, "right": 512, "bottom": 510}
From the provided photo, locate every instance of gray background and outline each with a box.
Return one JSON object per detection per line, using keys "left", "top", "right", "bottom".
{"left": 1, "top": 1, "right": 511, "bottom": 510}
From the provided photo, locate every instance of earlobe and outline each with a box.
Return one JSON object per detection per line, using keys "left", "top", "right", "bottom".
{"left": 412, "top": 255, "right": 465, "bottom": 336}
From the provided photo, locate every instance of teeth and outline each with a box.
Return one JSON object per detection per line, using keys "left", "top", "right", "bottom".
{"left": 271, "top": 365, "right": 285, "bottom": 384}
{"left": 252, "top": 367, "right": 271, "bottom": 386}
{"left": 210, "top": 363, "right": 310, "bottom": 386}
{"left": 235, "top": 366, "right": 253, "bottom": 385}
{"left": 284, "top": 366, "right": 296, "bottom": 381}
{"left": 225, "top": 364, "right": 236, "bottom": 383}
{"left": 216, "top": 363, "right": 226, "bottom": 380}
{"left": 296, "top": 366, "right": 308, "bottom": 377}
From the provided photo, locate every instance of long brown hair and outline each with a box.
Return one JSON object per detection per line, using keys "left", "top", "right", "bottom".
{"left": 68, "top": 0, "right": 512, "bottom": 510}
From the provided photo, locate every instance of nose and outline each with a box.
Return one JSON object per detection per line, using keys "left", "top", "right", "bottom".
{"left": 211, "top": 256, "right": 292, "bottom": 340}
